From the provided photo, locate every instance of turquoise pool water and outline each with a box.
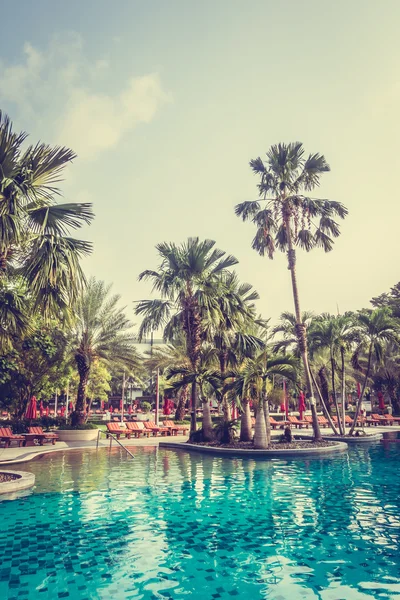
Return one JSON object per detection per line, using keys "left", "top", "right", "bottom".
{"left": 1, "top": 443, "right": 399, "bottom": 599}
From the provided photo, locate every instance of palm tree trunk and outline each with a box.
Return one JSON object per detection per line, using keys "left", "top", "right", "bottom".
{"left": 175, "top": 386, "right": 188, "bottom": 421}
{"left": 254, "top": 399, "right": 268, "bottom": 449}
{"left": 240, "top": 398, "right": 252, "bottom": 441}
{"left": 219, "top": 354, "right": 231, "bottom": 421}
{"left": 72, "top": 353, "right": 90, "bottom": 426}
{"left": 285, "top": 213, "right": 322, "bottom": 441}
{"left": 310, "top": 369, "right": 339, "bottom": 434}
{"left": 190, "top": 380, "right": 198, "bottom": 433}
{"left": 349, "top": 343, "right": 373, "bottom": 435}
{"left": 330, "top": 354, "right": 343, "bottom": 434}
{"left": 340, "top": 347, "right": 346, "bottom": 433}
{"left": 202, "top": 400, "right": 214, "bottom": 441}
{"left": 262, "top": 383, "right": 271, "bottom": 446}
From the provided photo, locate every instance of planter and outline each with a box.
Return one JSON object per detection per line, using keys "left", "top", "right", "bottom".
{"left": 0, "top": 470, "right": 35, "bottom": 495}
{"left": 56, "top": 429, "right": 99, "bottom": 442}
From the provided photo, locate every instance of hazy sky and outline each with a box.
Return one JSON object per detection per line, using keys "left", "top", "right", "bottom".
{"left": 1, "top": 0, "right": 399, "bottom": 329}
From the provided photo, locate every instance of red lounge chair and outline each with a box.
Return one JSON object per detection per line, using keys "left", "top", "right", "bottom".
{"left": 370, "top": 413, "right": 395, "bottom": 426}
{"left": 366, "top": 414, "right": 381, "bottom": 427}
{"left": 106, "top": 422, "right": 131, "bottom": 439}
{"left": 251, "top": 417, "right": 288, "bottom": 430}
{"left": 332, "top": 415, "right": 354, "bottom": 427}
{"left": 163, "top": 420, "right": 188, "bottom": 435}
{"left": 304, "top": 415, "right": 329, "bottom": 428}
{"left": 287, "top": 416, "right": 309, "bottom": 429}
{"left": 28, "top": 427, "right": 59, "bottom": 445}
{"left": 144, "top": 421, "right": 169, "bottom": 436}
{"left": 0, "top": 427, "right": 25, "bottom": 448}
{"left": 126, "top": 422, "right": 151, "bottom": 438}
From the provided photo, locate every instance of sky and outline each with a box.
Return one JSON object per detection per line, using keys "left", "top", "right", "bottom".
{"left": 1, "top": 0, "right": 399, "bottom": 330}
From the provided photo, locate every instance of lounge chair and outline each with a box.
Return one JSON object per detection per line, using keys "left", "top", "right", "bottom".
{"left": 106, "top": 422, "right": 132, "bottom": 439}
{"left": 370, "top": 413, "right": 396, "bottom": 426}
{"left": 28, "top": 426, "right": 59, "bottom": 445}
{"left": 287, "top": 416, "right": 309, "bottom": 429}
{"left": 163, "top": 420, "right": 188, "bottom": 435}
{"left": 251, "top": 417, "right": 288, "bottom": 430}
{"left": 143, "top": 421, "right": 169, "bottom": 436}
{"left": 366, "top": 414, "right": 381, "bottom": 426}
{"left": 304, "top": 415, "right": 329, "bottom": 428}
{"left": 126, "top": 422, "right": 151, "bottom": 438}
{"left": 0, "top": 427, "right": 25, "bottom": 448}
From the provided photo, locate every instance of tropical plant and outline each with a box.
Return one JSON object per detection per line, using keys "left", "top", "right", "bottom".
{"left": 308, "top": 312, "right": 355, "bottom": 434}
{"left": 231, "top": 349, "right": 298, "bottom": 448}
{"left": 349, "top": 308, "right": 400, "bottom": 434}
{"left": 0, "top": 111, "right": 93, "bottom": 321}
{"left": 69, "top": 278, "right": 141, "bottom": 425}
{"left": 235, "top": 142, "right": 348, "bottom": 440}
{"left": 272, "top": 311, "right": 314, "bottom": 355}
{"left": 135, "top": 237, "right": 240, "bottom": 433}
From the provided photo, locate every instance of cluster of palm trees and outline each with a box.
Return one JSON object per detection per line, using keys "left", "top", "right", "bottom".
{"left": 0, "top": 114, "right": 140, "bottom": 422}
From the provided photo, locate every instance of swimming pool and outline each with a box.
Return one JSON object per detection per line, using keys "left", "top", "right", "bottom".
{"left": 1, "top": 443, "right": 399, "bottom": 599}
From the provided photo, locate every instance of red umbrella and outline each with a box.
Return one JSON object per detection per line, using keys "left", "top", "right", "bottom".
{"left": 45, "top": 406, "right": 49, "bottom": 416}
{"left": 25, "top": 396, "right": 37, "bottom": 420}
{"left": 68, "top": 401, "right": 74, "bottom": 411}
{"left": 60, "top": 405, "right": 66, "bottom": 417}
{"left": 283, "top": 381, "right": 289, "bottom": 418}
{"left": 128, "top": 404, "right": 132, "bottom": 415}
{"left": 109, "top": 406, "right": 113, "bottom": 413}
{"left": 378, "top": 391, "right": 385, "bottom": 411}
{"left": 39, "top": 401, "right": 44, "bottom": 417}
{"left": 280, "top": 402, "right": 286, "bottom": 413}
{"left": 298, "top": 391, "right": 306, "bottom": 420}
{"left": 101, "top": 400, "right": 104, "bottom": 411}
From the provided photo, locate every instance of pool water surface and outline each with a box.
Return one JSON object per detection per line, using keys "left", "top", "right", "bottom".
{"left": 0, "top": 443, "right": 399, "bottom": 599}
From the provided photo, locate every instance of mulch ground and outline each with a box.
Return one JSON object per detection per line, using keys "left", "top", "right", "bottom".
{"left": 0, "top": 473, "right": 20, "bottom": 483}
{"left": 188, "top": 440, "right": 335, "bottom": 450}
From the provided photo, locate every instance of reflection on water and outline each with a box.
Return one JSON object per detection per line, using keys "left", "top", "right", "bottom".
{"left": 0, "top": 443, "right": 399, "bottom": 599}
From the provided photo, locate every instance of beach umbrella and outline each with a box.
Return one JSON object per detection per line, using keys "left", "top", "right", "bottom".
{"left": 283, "top": 380, "right": 289, "bottom": 418}
{"left": 101, "top": 400, "right": 104, "bottom": 411}
{"left": 39, "top": 401, "right": 44, "bottom": 417}
{"left": 128, "top": 404, "right": 132, "bottom": 415}
{"left": 378, "top": 391, "right": 385, "bottom": 411}
{"left": 60, "top": 405, "right": 66, "bottom": 417}
{"left": 109, "top": 406, "right": 113, "bottom": 413}
{"left": 163, "top": 399, "right": 171, "bottom": 415}
{"left": 119, "top": 399, "right": 123, "bottom": 411}
{"left": 25, "top": 396, "right": 37, "bottom": 420}
{"left": 280, "top": 402, "right": 286, "bottom": 413}
{"left": 298, "top": 391, "right": 306, "bottom": 420}
{"left": 45, "top": 406, "right": 49, "bottom": 416}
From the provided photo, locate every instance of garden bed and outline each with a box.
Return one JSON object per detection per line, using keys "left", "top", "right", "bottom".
{"left": 0, "top": 470, "right": 35, "bottom": 494}
{"left": 0, "top": 472, "right": 20, "bottom": 483}
{"left": 188, "top": 440, "right": 335, "bottom": 450}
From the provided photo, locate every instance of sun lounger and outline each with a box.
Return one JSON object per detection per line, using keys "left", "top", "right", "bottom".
{"left": 163, "top": 420, "right": 188, "bottom": 435}
{"left": 106, "top": 422, "right": 131, "bottom": 439}
{"left": 370, "top": 413, "right": 397, "bottom": 426}
{"left": 287, "top": 416, "right": 309, "bottom": 428}
{"left": 143, "top": 421, "right": 169, "bottom": 436}
{"left": 251, "top": 416, "right": 288, "bottom": 429}
{"left": 126, "top": 422, "right": 151, "bottom": 438}
{"left": 28, "top": 426, "right": 59, "bottom": 445}
{"left": 366, "top": 414, "right": 381, "bottom": 426}
{"left": 0, "top": 427, "right": 25, "bottom": 448}
{"left": 304, "top": 415, "right": 329, "bottom": 428}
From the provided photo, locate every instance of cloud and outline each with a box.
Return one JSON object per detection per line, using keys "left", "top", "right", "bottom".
{"left": 0, "top": 33, "right": 169, "bottom": 160}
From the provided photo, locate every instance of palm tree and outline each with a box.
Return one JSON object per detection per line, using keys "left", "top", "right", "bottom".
{"left": 135, "top": 238, "right": 239, "bottom": 433}
{"left": 349, "top": 308, "right": 399, "bottom": 434}
{"left": 232, "top": 350, "right": 298, "bottom": 448}
{"left": 235, "top": 142, "right": 348, "bottom": 441}
{"left": 0, "top": 111, "right": 93, "bottom": 318}
{"left": 70, "top": 278, "right": 140, "bottom": 425}
{"left": 0, "top": 279, "right": 31, "bottom": 352}
{"left": 308, "top": 313, "right": 355, "bottom": 434}
{"left": 206, "top": 272, "right": 265, "bottom": 420}
{"left": 373, "top": 342, "right": 400, "bottom": 415}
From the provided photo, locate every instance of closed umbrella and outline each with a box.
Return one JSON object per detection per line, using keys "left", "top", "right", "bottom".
{"left": 283, "top": 381, "right": 289, "bottom": 418}
{"left": 378, "top": 391, "right": 385, "bottom": 411}
{"left": 128, "top": 404, "right": 132, "bottom": 415}
{"left": 298, "top": 391, "right": 306, "bottom": 420}
{"left": 25, "top": 396, "right": 37, "bottom": 420}
{"left": 39, "top": 401, "right": 44, "bottom": 417}
{"left": 45, "top": 406, "right": 49, "bottom": 416}
{"left": 119, "top": 399, "right": 123, "bottom": 412}
{"left": 101, "top": 400, "right": 104, "bottom": 411}
{"left": 60, "top": 405, "right": 66, "bottom": 417}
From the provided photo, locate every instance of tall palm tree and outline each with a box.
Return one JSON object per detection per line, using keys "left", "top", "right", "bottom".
{"left": 349, "top": 308, "right": 399, "bottom": 434}
{"left": 135, "top": 238, "right": 239, "bottom": 433}
{"left": 70, "top": 278, "right": 140, "bottom": 425}
{"left": 0, "top": 111, "right": 93, "bottom": 318}
{"left": 235, "top": 142, "right": 348, "bottom": 441}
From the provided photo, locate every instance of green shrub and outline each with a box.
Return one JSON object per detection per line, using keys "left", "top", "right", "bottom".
{"left": 141, "top": 401, "right": 151, "bottom": 412}
{"left": 58, "top": 423, "right": 99, "bottom": 430}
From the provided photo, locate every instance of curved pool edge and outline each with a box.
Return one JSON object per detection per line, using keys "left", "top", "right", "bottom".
{"left": 159, "top": 440, "right": 348, "bottom": 458}
{"left": 0, "top": 470, "right": 35, "bottom": 494}
{"left": 298, "top": 433, "right": 382, "bottom": 444}
{"left": 0, "top": 445, "right": 107, "bottom": 466}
